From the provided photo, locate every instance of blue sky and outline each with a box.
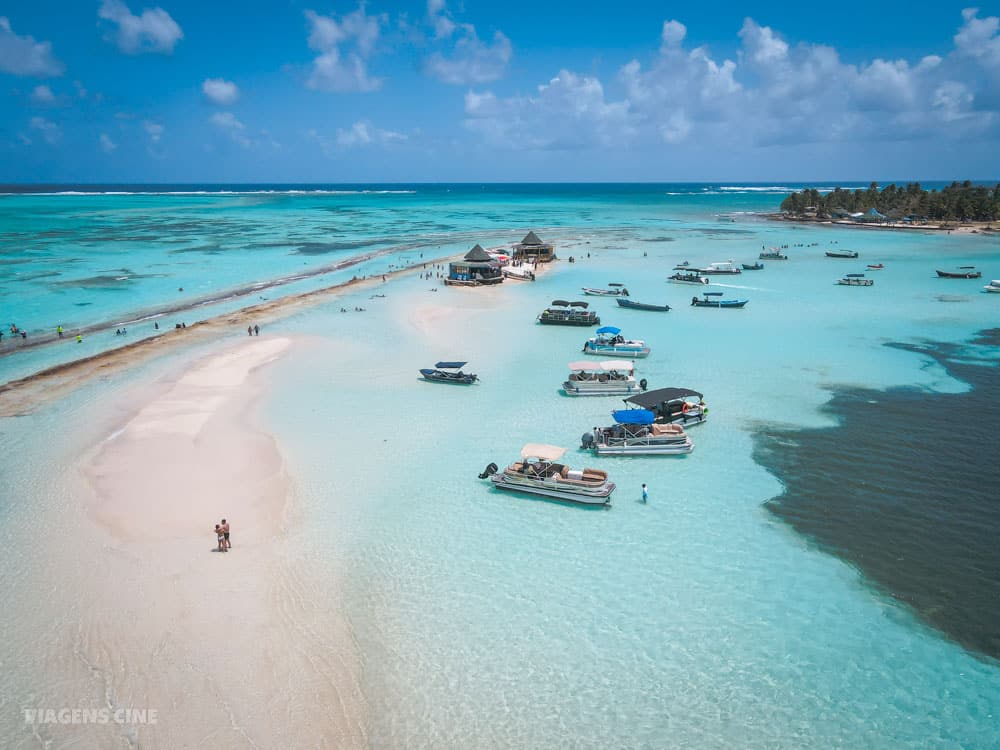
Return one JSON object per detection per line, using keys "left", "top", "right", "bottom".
{"left": 2, "top": 0, "right": 999, "bottom": 182}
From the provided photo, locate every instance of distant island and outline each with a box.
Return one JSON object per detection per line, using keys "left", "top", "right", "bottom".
{"left": 776, "top": 181, "right": 1000, "bottom": 231}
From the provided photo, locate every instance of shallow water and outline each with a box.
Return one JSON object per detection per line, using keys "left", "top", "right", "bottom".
{"left": 3, "top": 184, "right": 1000, "bottom": 747}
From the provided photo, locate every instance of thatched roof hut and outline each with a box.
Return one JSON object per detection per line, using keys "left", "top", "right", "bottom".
{"left": 446, "top": 243, "right": 504, "bottom": 286}
{"left": 513, "top": 231, "right": 555, "bottom": 262}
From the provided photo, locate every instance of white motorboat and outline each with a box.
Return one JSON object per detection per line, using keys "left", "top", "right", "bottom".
{"left": 581, "top": 410, "right": 693, "bottom": 455}
{"left": 984, "top": 280, "right": 1000, "bottom": 293}
{"left": 479, "top": 444, "right": 615, "bottom": 505}
{"left": 582, "top": 326, "right": 650, "bottom": 358}
{"left": 562, "top": 360, "right": 647, "bottom": 397}
{"left": 695, "top": 260, "right": 742, "bottom": 275}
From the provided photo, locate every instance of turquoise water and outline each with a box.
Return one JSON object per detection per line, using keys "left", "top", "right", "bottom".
{"left": 2, "top": 185, "right": 999, "bottom": 747}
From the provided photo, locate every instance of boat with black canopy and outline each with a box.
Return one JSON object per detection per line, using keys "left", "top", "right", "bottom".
{"left": 478, "top": 444, "right": 615, "bottom": 505}
{"left": 419, "top": 361, "right": 479, "bottom": 384}
{"left": 623, "top": 387, "right": 708, "bottom": 425}
{"left": 581, "top": 409, "right": 693, "bottom": 455}
{"left": 537, "top": 300, "right": 601, "bottom": 326}
{"left": 690, "top": 292, "right": 748, "bottom": 308}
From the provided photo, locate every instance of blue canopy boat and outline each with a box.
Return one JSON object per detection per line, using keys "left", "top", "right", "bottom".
{"left": 419, "top": 361, "right": 479, "bottom": 384}
{"left": 581, "top": 408, "right": 693, "bottom": 455}
{"left": 690, "top": 292, "right": 748, "bottom": 308}
{"left": 582, "top": 326, "right": 651, "bottom": 358}
{"left": 616, "top": 298, "right": 671, "bottom": 312}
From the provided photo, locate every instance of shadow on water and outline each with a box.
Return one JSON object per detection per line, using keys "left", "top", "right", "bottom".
{"left": 753, "top": 328, "right": 1000, "bottom": 661}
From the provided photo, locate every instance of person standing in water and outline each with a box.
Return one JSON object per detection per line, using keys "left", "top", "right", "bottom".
{"left": 641, "top": 483, "right": 648, "bottom": 503}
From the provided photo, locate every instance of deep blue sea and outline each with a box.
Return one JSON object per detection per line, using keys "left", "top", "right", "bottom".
{"left": 1, "top": 182, "right": 998, "bottom": 748}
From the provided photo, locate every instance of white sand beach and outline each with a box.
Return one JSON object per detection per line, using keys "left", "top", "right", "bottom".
{"left": 13, "top": 338, "right": 368, "bottom": 748}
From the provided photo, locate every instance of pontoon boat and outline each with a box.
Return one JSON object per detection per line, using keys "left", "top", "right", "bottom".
{"left": 582, "top": 326, "right": 651, "bottom": 358}
{"left": 581, "top": 410, "right": 693, "bottom": 455}
{"left": 562, "top": 360, "right": 646, "bottom": 396}
{"left": 479, "top": 444, "right": 615, "bottom": 505}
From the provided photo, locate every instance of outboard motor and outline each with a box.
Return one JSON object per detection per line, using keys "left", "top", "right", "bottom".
{"left": 478, "top": 462, "right": 498, "bottom": 479}
{"left": 639, "top": 378, "right": 648, "bottom": 391}
{"left": 581, "top": 432, "right": 595, "bottom": 449}
{"left": 691, "top": 296, "right": 699, "bottom": 305}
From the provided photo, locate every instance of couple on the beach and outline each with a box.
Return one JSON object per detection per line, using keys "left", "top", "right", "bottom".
{"left": 214, "top": 518, "right": 231, "bottom": 552}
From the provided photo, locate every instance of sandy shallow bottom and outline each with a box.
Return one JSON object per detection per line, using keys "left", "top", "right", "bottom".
{"left": 8, "top": 338, "right": 367, "bottom": 749}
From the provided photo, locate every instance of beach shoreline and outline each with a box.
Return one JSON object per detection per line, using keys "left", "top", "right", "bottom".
{"left": 763, "top": 213, "right": 999, "bottom": 234}
{"left": 14, "top": 336, "right": 371, "bottom": 748}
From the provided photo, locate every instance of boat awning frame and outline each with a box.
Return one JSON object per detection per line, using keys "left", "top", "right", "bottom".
{"left": 434, "top": 361, "right": 467, "bottom": 369}
{"left": 625, "top": 387, "right": 703, "bottom": 408}
{"left": 567, "top": 360, "right": 635, "bottom": 372}
{"left": 520, "top": 444, "right": 567, "bottom": 461}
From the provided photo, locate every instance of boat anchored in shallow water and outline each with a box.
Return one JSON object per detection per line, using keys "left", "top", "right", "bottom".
{"left": 826, "top": 249, "right": 860, "bottom": 258}
{"left": 742, "top": 262, "right": 764, "bottom": 271}
{"left": 984, "top": 280, "right": 1000, "bottom": 293}
{"left": 836, "top": 273, "right": 873, "bottom": 286}
{"left": 695, "top": 260, "right": 742, "bottom": 275}
{"left": 537, "top": 300, "right": 601, "bottom": 326}
{"left": 581, "top": 409, "right": 693, "bottom": 455}
{"left": 419, "top": 361, "right": 478, "bottom": 384}
{"left": 582, "top": 284, "right": 629, "bottom": 296}
{"left": 624, "top": 388, "right": 708, "bottom": 425}
{"left": 937, "top": 266, "right": 982, "bottom": 279}
{"left": 691, "top": 292, "right": 748, "bottom": 308}
{"left": 759, "top": 247, "right": 788, "bottom": 260}
{"left": 616, "top": 298, "right": 670, "bottom": 312}
{"left": 562, "top": 360, "right": 647, "bottom": 397}
{"left": 582, "top": 326, "right": 650, "bottom": 358}
{"left": 479, "top": 444, "right": 615, "bottom": 505}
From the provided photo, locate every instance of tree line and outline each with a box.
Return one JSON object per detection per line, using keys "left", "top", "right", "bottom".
{"left": 780, "top": 181, "right": 1000, "bottom": 222}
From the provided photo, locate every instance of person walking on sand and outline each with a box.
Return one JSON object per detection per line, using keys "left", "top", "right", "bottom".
{"left": 214, "top": 524, "right": 227, "bottom": 552}
{"left": 247, "top": 325, "right": 252, "bottom": 337}
{"left": 641, "top": 483, "right": 648, "bottom": 503}
{"left": 221, "top": 519, "right": 230, "bottom": 549}
{"left": 253, "top": 325, "right": 259, "bottom": 336}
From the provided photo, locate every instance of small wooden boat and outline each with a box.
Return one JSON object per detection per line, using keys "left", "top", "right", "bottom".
{"left": 690, "top": 292, "right": 748, "bottom": 308}
{"left": 759, "top": 247, "right": 788, "bottom": 260}
{"left": 867, "top": 264, "right": 884, "bottom": 270}
{"left": 937, "top": 267, "right": 982, "bottom": 279}
{"left": 582, "top": 286, "right": 629, "bottom": 296}
{"left": 826, "top": 249, "right": 860, "bottom": 258}
{"left": 617, "top": 298, "right": 670, "bottom": 312}
{"left": 420, "top": 361, "right": 479, "bottom": 384}
{"left": 741, "top": 262, "right": 764, "bottom": 271}
{"left": 837, "top": 273, "right": 873, "bottom": 286}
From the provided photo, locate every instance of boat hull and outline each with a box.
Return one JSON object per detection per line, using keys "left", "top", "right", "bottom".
{"left": 826, "top": 252, "right": 859, "bottom": 258}
{"left": 760, "top": 253, "right": 787, "bottom": 260}
{"left": 837, "top": 279, "right": 874, "bottom": 286}
{"left": 582, "top": 288, "right": 623, "bottom": 296}
{"left": 594, "top": 441, "right": 693, "bottom": 456}
{"left": 741, "top": 263, "right": 764, "bottom": 270}
{"left": 562, "top": 381, "right": 643, "bottom": 396}
{"left": 937, "top": 270, "right": 982, "bottom": 278}
{"left": 582, "top": 344, "right": 651, "bottom": 358}
{"left": 538, "top": 314, "right": 601, "bottom": 326}
{"left": 668, "top": 274, "right": 710, "bottom": 285}
{"left": 617, "top": 299, "right": 670, "bottom": 311}
{"left": 490, "top": 474, "right": 614, "bottom": 505}
{"left": 691, "top": 300, "right": 748, "bottom": 308}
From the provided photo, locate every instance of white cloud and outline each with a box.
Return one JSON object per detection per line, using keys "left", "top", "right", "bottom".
{"left": 30, "top": 84, "right": 56, "bottom": 104}
{"left": 202, "top": 78, "right": 239, "bottom": 105}
{"left": 424, "top": 1, "right": 511, "bottom": 84}
{"left": 0, "top": 16, "right": 64, "bottom": 77}
{"left": 464, "top": 70, "right": 634, "bottom": 150}
{"left": 99, "top": 133, "right": 118, "bottom": 152}
{"left": 29, "top": 116, "right": 61, "bottom": 144}
{"left": 336, "top": 120, "right": 406, "bottom": 147}
{"left": 209, "top": 111, "right": 251, "bottom": 148}
{"left": 98, "top": 0, "right": 183, "bottom": 55}
{"left": 954, "top": 8, "right": 1000, "bottom": 68}
{"left": 463, "top": 11, "right": 1000, "bottom": 154}
{"left": 305, "top": 6, "right": 384, "bottom": 92}
{"left": 143, "top": 120, "right": 164, "bottom": 143}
